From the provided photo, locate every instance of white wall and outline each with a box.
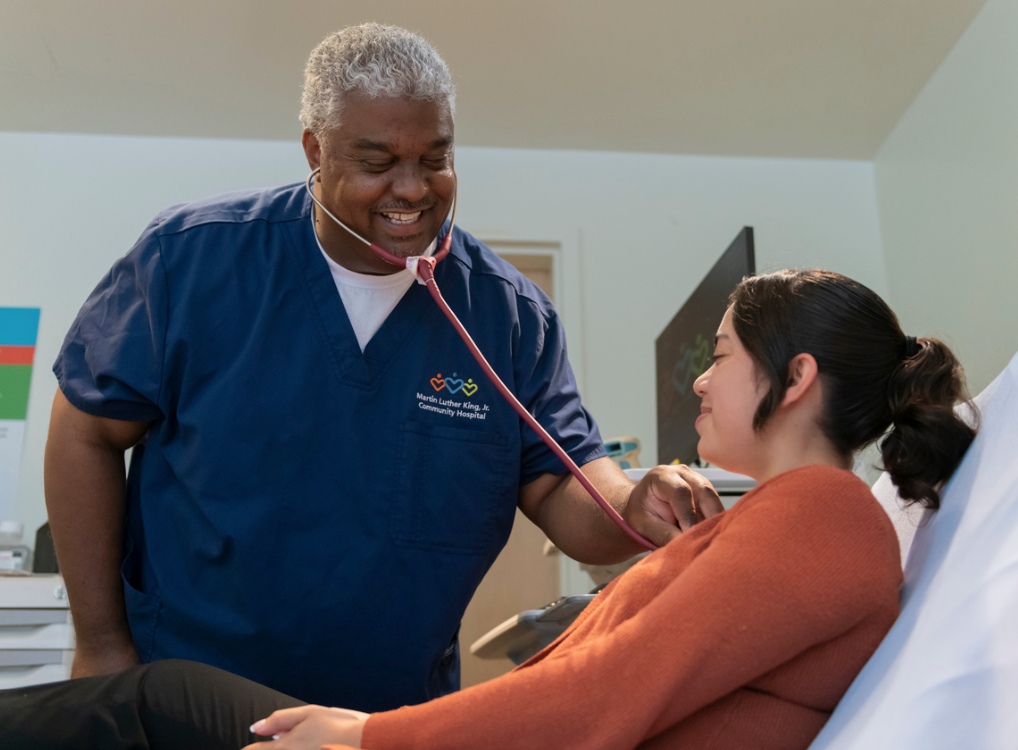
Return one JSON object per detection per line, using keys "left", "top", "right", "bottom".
{"left": 0, "top": 132, "right": 885, "bottom": 538}
{"left": 0, "top": 133, "right": 308, "bottom": 536}
{"left": 874, "top": 0, "right": 1018, "bottom": 395}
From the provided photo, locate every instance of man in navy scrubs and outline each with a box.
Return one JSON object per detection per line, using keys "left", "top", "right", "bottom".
{"left": 44, "top": 24, "right": 721, "bottom": 712}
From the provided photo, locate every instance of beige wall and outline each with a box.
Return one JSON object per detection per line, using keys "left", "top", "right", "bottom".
{"left": 875, "top": 0, "right": 1018, "bottom": 395}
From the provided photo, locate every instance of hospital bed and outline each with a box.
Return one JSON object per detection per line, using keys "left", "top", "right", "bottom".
{"left": 809, "top": 348, "right": 1018, "bottom": 749}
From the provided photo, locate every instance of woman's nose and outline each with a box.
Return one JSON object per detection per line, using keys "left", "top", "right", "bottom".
{"left": 693, "top": 368, "right": 710, "bottom": 397}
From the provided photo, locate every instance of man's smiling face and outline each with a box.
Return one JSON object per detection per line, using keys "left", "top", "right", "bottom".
{"left": 303, "top": 90, "right": 455, "bottom": 274}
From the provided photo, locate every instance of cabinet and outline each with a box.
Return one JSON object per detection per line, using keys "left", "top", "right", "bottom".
{"left": 0, "top": 574, "right": 74, "bottom": 688}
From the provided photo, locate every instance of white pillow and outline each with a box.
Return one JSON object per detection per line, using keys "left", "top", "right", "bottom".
{"left": 810, "top": 349, "right": 1018, "bottom": 750}
{"left": 869, "top": 470, "right": 925, "bottom": 568}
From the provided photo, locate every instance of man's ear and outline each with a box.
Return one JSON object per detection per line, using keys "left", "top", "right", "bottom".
{"left": 780, "top": 353, "right": 819, "bottom": 408}
{"left": 302, "top": 130, "right": 322, "bottom": 170}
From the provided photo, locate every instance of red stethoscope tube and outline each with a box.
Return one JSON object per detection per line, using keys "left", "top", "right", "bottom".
{"left": 306, "top": 169, "right": 658, "bottom": 552}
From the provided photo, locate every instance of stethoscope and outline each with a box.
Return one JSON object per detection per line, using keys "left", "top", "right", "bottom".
{"left": 306, "top": 168, "right": 656, "bottom": 551}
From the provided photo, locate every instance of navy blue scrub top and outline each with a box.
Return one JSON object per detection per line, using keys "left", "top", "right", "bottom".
{"left": 54, "top": 183, "right": 605, "bottom": 711}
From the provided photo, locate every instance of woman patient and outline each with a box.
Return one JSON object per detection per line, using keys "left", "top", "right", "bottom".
{"left": 3, "top": 269, "right": 976, "bottom": 750}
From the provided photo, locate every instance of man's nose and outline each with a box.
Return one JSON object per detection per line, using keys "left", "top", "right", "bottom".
{"left": 390, "top": 163, "right": 429, "bottom": 202}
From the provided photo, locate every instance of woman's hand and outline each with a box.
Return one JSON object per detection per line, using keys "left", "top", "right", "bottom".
{"left": 242, "top": 705, "right": 369, "bottom": 749}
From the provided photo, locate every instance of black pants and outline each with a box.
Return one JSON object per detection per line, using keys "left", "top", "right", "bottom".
{"left": 0, "top": 659, "right": 306, "bottom": 749}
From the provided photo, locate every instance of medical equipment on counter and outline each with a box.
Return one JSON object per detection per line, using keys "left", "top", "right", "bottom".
{"left": 639, "top": 466, "right": 756, "bottom": 502}
{"left": 0, "top": 521, "right": 31, "bottom": 572}
{"left": 32, "top": 522, "right": 58, "bottom": 574}
{"left": 306, "top": 168, "right": 657, "bottom": 551}
{"left": 603, "top": 437, "right": 641, "bottom": 470}
{"left": 470, "top": 594, "right": 596, "bottom": 665}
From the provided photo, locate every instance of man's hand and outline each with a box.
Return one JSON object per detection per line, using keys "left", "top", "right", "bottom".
{"left": 244, "top": 705, "right": 369, "bottom": 750}
{"left": 624, "top": 464, "right": 724, "bottom": 547}
{"left": 521, "top": 458, "right": 726, "bottom": 564}
{"left": 70, "top": 636, "right": 139, "bottom": 679}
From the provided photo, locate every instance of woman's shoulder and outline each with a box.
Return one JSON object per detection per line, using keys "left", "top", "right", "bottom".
{"left": 744, "top": 465, "right": 877, "bottom": 516}
{"left": 731, "top": 464, "right": 901, "bottom": 574}
{"left": 755, "top": 463, "right": 866, "bottom": 490}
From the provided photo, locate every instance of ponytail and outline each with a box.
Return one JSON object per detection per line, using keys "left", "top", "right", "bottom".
{"left": 880, "top": 337, "right": 977, "bottom": 510}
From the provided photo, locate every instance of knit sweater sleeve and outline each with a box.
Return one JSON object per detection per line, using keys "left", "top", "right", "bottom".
{"left": 348, "top": 467, "right": 899, "bottom": 750}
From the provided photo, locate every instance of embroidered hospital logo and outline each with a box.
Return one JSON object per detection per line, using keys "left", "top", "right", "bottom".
{"left": 430, "top": 373, "right": 479, "bottom": 397}
{"left": 417, "top": 373, "right": 490, "bottom": 421}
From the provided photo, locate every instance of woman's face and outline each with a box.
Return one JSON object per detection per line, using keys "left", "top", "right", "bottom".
{"left": 692, "top": 306, "right": 769, "bottom": 478}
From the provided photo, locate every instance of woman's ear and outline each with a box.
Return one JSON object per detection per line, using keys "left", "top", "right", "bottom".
{"left": 780, "top": 353, "right": 819, "bottom": 408}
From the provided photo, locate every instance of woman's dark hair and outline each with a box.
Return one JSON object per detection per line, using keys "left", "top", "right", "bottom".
{"left": 729, "top": 269, "right": 976, "bottom": 509}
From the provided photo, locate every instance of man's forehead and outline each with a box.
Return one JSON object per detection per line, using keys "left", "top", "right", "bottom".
{"left": 332, "top": 93, "right": 454, "bottom": 148}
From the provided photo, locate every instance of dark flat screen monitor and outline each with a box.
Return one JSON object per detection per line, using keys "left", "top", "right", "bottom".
{"left": 656, "top": 227, "right": 755, "bottom": 465}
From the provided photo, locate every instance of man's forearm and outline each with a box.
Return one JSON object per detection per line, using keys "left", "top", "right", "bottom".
{"left": 44, "top": 391, "right": 150, "bottom": 673}
{"left": 521, "top": 457, "right": 644, "bottom": 565}
{"left": 45, "top": 425, "right": 134, "bottom": 652}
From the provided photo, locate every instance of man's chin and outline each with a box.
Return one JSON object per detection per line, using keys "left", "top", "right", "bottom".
{"left": 382, "top": 233, "right": 438, "bottom": 259}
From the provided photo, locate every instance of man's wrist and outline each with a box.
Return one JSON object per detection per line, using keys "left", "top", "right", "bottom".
{"left": 71, "top": 622, "right": 135, "bottom": 652}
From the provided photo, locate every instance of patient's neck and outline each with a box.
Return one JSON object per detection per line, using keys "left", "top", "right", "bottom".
{"left": 754, "top": 447, "right": 852, "bottom": 485}
{"left": 746, "top": 407, "right": 851, "bottom": 486}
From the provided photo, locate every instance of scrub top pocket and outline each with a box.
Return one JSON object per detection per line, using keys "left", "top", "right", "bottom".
{"left": 389, "top": 420, "right": 514, "bottom": 554}
{"left": 120, "top": 540, "right": 161, "bottom": 662}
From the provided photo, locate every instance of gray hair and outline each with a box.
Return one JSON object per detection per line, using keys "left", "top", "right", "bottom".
{"left": 300, "top": 23, "right": 455, "bottom": 140}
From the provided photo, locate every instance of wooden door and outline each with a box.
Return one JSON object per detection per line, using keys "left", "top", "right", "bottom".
{"left": 458, "top": 250, "right": 561, "bottom": 687}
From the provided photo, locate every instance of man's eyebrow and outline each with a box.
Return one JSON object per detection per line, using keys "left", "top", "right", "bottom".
{"left": 351, "top": 138, "right": 392, "bottom": 152}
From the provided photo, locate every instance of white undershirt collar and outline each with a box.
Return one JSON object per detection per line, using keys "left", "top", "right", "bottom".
{"left": 312, "top": 212, "right": 438, "bottom": 350}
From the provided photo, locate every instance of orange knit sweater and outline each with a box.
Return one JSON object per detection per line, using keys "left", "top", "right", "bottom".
{"left": 336, "top": 465, "right": 902, "bottom": 750}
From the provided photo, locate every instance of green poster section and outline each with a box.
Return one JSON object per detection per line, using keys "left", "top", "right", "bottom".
{"left": 0, "top": 365, "right": 32, "bottom": 420}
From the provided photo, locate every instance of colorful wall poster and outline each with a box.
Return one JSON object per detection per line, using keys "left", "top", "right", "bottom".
{"left": 0, "top": 308, "right": 41, "bottom": 519}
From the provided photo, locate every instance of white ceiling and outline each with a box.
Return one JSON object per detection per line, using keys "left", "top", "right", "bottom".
{"left": 1, "top": 0, "right": 987, "bottom": 160}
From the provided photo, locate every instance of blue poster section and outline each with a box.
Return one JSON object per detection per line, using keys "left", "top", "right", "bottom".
{"left": 0, "top": 308, "right": 41, "bottom": 346}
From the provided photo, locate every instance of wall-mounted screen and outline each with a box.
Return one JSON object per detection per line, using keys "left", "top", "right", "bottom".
{"left": 655, "top": 228, "right": 755, "bottom": 465}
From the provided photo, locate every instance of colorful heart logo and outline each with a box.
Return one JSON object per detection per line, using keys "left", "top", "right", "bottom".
{"left": 430, "top": 376, "right": 446, "bottom": 391}
{"left": 444, "top": 378, "right": 464, "bottom": 393}
{"left": 461, "top": 381, "right": 478, "bottom": 396}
